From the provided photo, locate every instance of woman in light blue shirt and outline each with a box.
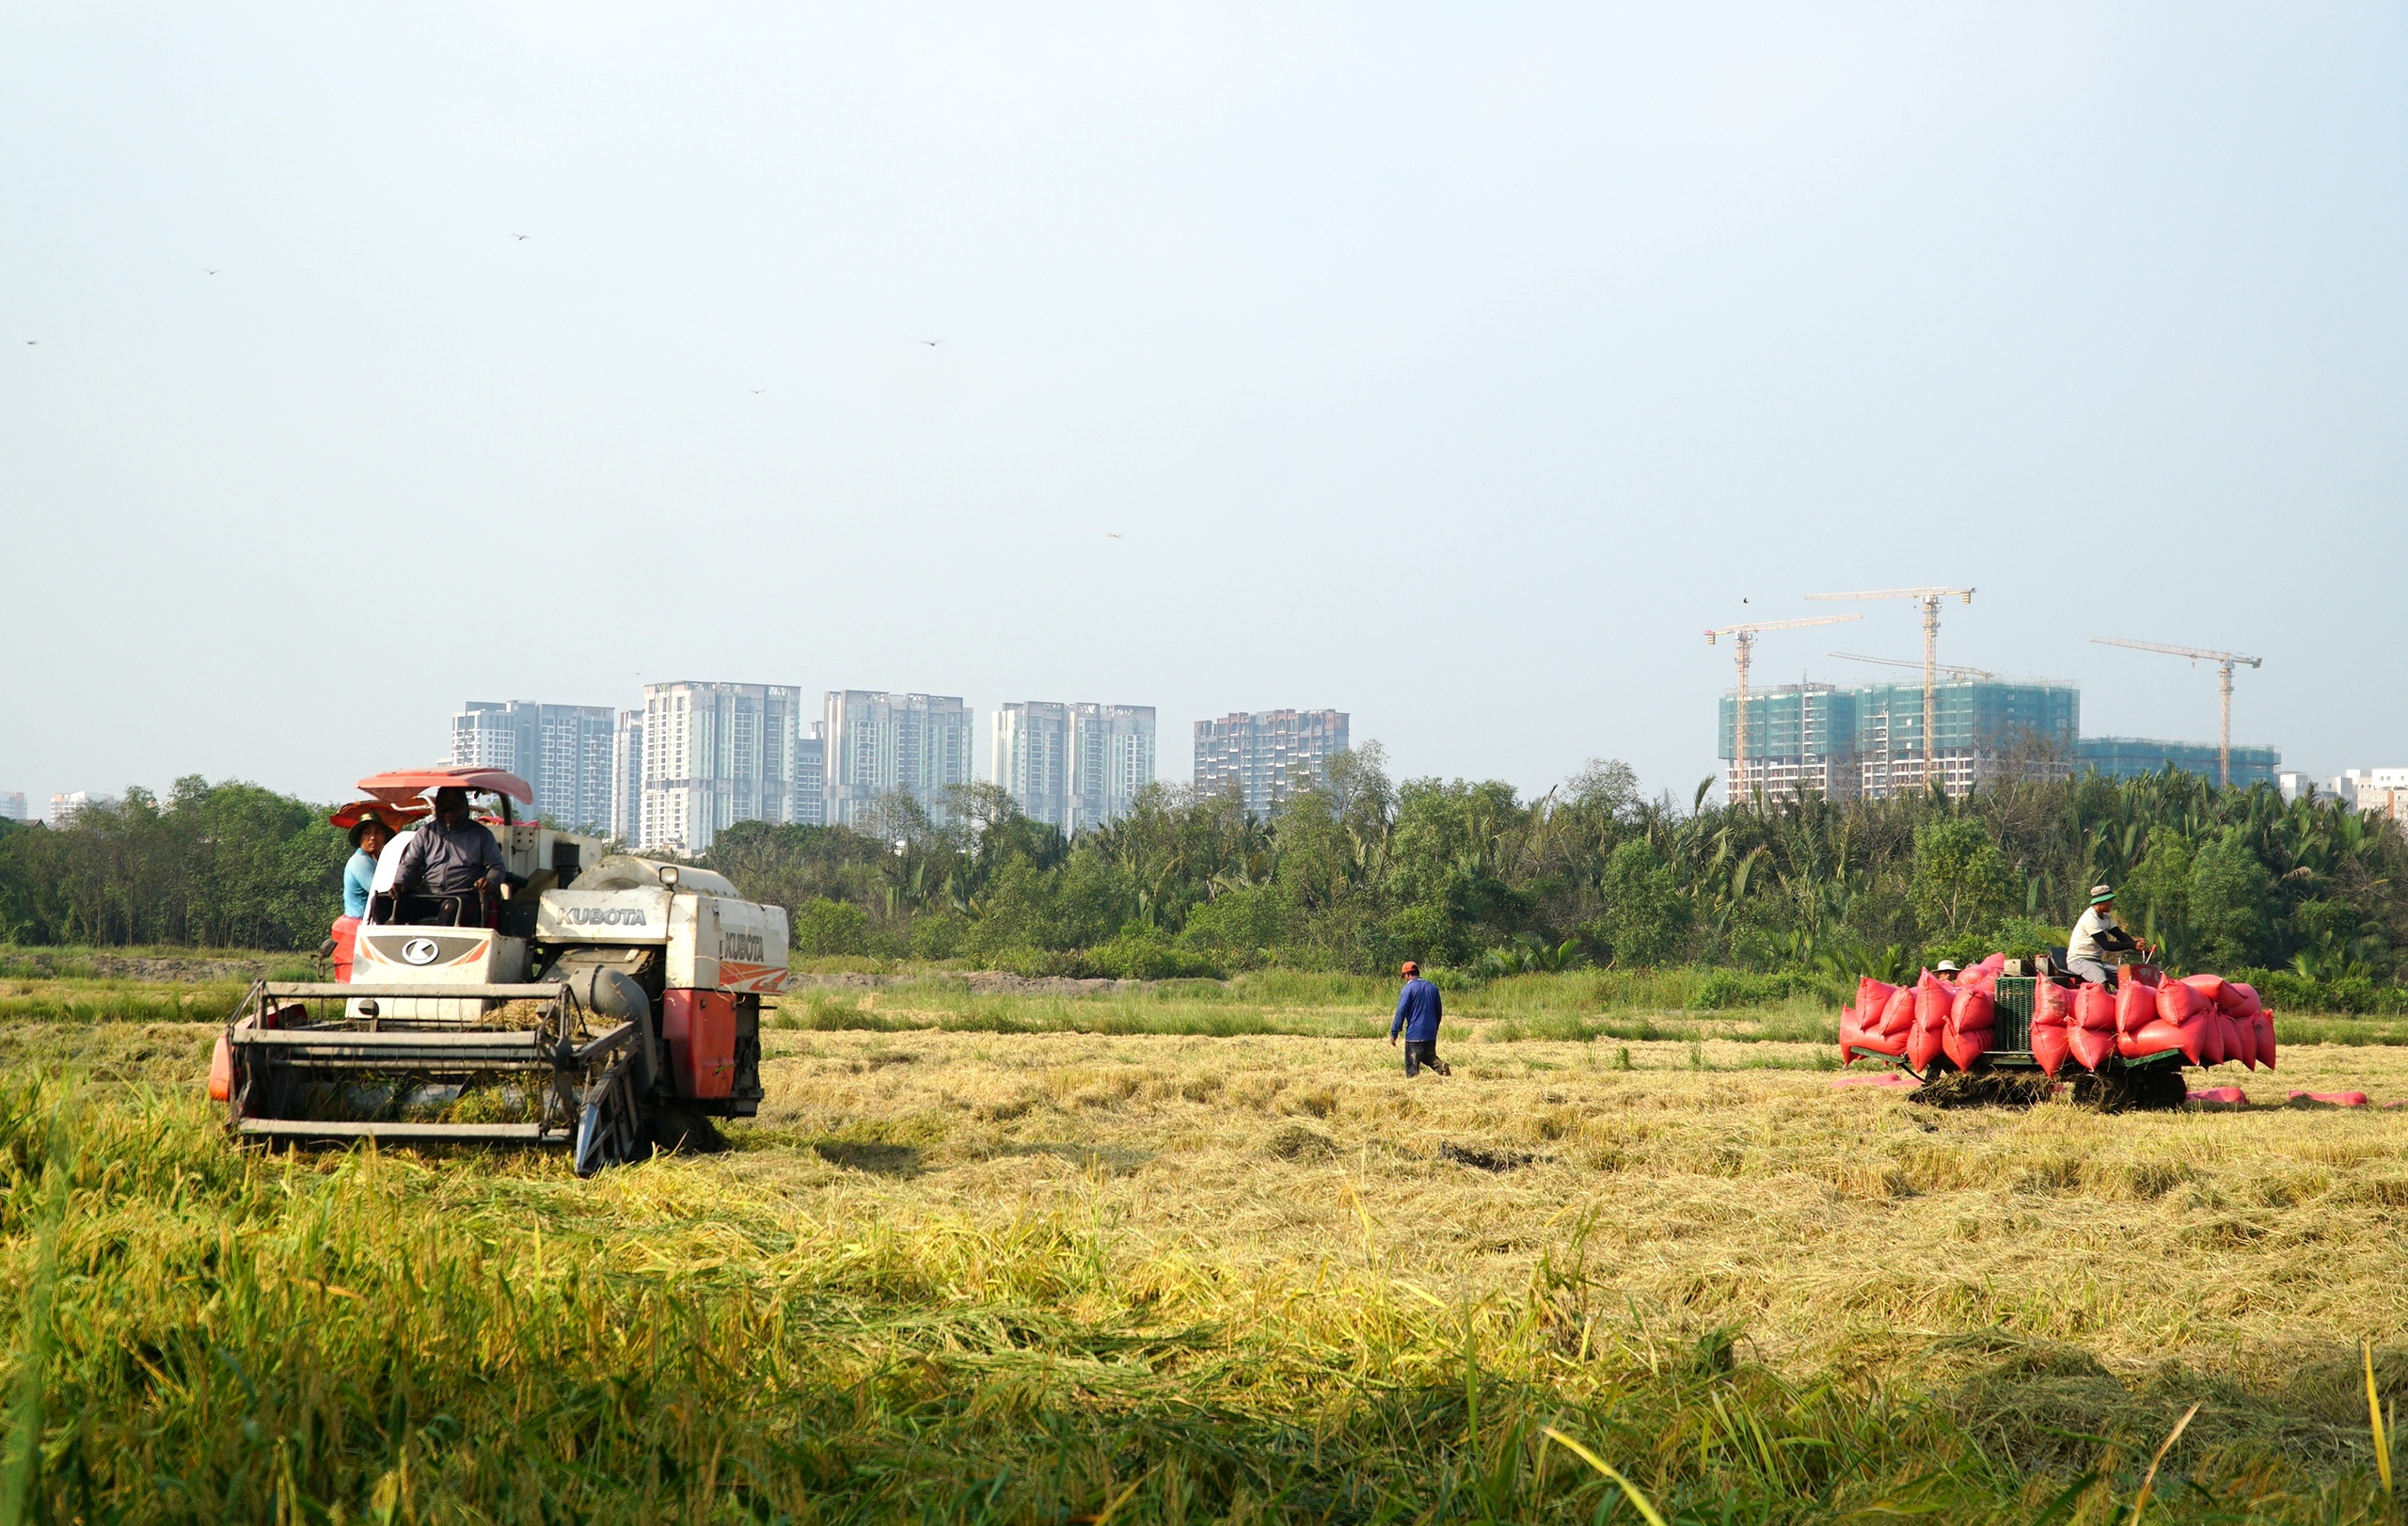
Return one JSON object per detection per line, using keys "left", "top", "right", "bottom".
{"left": 343, "top": 816, "right": 395, "bottom": 918}
{"left": 331, "top": 812, "right": 399, "bottom": 981}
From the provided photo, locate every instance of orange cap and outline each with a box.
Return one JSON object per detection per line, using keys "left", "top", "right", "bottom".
{"left": 1401, "top": 961, "right": 1418, "bottom": 976}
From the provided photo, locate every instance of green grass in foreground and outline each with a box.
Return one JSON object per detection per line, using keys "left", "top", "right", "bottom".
{"left": 0, "top": 1073, "right": 2395, "bottom": 1523}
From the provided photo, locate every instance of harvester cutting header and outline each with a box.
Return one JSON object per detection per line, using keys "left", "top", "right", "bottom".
{"left": 210, "top": 766, "right": 791, "bottom": 1173}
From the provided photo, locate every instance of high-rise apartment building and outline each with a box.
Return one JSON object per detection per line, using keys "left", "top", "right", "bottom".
{"left": 823, "top": 691, "right": 975, "bottom": 827}
{"left": 0, "top": 792, "right": 25, "bottom": 823}
{"left": 1194, "top": 709, "right": 1350, "bottom": 819}
{"left": 1070, "top": 704, "right": 1156, "bottom": 833}
{"left": 610, "top": 710, "right": 644, "bottom": 845}
{"left": 992, "top": 702, "right": 1072, "bottom": 831}
{"left": 637, "top": 682, "right": 801, "bottom": 853}
{"left": 450, "top": 701, "right": 617, "bottom": 832}
{"left": 794, "top": 723, "right": 827, "bottom": 827}
{"left": 993, "top": 702, "right": 1157, "bottom": 834}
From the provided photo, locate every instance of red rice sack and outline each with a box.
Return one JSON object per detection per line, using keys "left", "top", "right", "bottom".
{"left": 2116, "top": 980, "right": 2162, "bottom": 1035}
{"left": 1943, "top": 1024, "right": 1994, "bottom": 1070}
{"left": 2067, "top": 1023, "right": 2115, "bottom": 1071}
{"left": 2255, "top": 1011, "right": 2276, "bottom": 1070}
{"left": 1853, "top": 1026, "right": 1909, "bottom": 1057}
{"left": 2181, "top": 973, "right": 2227, "bottom": 1008}
{"left": 2198, "top": 1012, "right": 2227, "bottom": 1066}
{"left": 2120, "top": 1016, "right": 2199, "bottom": 1063}
{"left": 2218, "top": 981, "right": 2263, "bottom": 1019}
{"left": 2157, "top": 978, "right": 2214, "bottom": 1027}
{"left": 1857, "top": 978, "right": 1901, "bottom": 1021}
{"left": 1914, "top": 971, "right": 1958, "bottom": 1034}
{"left": 1907, "top": 1014, "right": 1945, "bottom": 1072}
{"left": 2073, "top": 982, "right": 2117, "bottom": 1033}
{"left": 2030, "top": 1019, "right": 2070, "bottom": 1075}
{"left": 1945, "top": 985, "right": 1997, "bottom": 1068}
{"left": 1970, "top": 952, "right": 2008, "bottom": 985}
{"left": 1878, "top": 987, "right": 1916, "bottom": 1037}
{"left": 2029, "top": 982, "right": 2072, "bottom": 1076}
{"left": 2227, "top": 1012, "right": 2258, "bottom": 1070}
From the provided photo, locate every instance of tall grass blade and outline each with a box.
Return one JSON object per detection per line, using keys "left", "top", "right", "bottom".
{"left": 2124, "top": 1403, "right": 2200, "bottom": 1525}
{"left": 0, "top": 1102, "right": 77, "bottom": 1526}
{"left": 1540, "top": 1425, "right": 1669, "bottom": 1526}
{"left": 2368, "top": 1339, "right": 2393, "bottom": 1497}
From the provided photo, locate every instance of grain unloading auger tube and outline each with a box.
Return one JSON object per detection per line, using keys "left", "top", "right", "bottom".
{"left": 213, "top": 980, "right": 651, "bottom": 1176}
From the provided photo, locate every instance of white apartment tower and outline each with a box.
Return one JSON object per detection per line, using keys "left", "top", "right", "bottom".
{"left": 823, "top": 691, "right": 974, "bottom": 827}
{"left": 992, "top": 702, "right": 1073, "bottom": 831}
{"left": 636, "top": 682, "right": 800, "bottom": 853}
{"left": 794, "top": 723, "right": 827, "bottom": 827}
{"left": 450, "top": 701, "right": 617, "bottom": 832}
{"left": 1194, "top": 709, "right": 1349, "bottom": 819}
{"left": 1070, "top": 704, "right": 1156, "bottom": 833}
{"left": 610, "top": 709, "right": 644, "bottom": 845}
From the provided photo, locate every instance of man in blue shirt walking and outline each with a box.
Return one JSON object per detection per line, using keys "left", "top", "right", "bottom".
{"left": 1389, "top": 961, "right": 1450, "bottom": 1077}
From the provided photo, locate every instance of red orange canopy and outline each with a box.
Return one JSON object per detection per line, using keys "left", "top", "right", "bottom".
{"left": 356, "top": 766, "right": 534, "bottom": 806}
{"left": 327, "top": 799, "right": 431, "bottom": 832}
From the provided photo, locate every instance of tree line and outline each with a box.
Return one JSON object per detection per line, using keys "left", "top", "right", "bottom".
{"left": 5, "top": 757, "right": 2402, "bottom": 1006}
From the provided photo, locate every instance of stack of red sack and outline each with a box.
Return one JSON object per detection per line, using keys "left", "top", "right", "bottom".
{"left": 1839, "top": 953, "right": 2007, "bottom": 1071}
{"left": 1842, "top": 958, "right": 2276, "bottom": 1077}
{"left": 1838, "top": 977, "right": 1915, "bottom": 1061}
{"left": 2023, "top": 969, "right": 2275, "bottom": 1076}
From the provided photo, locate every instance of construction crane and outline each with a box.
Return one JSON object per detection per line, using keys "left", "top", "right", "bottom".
{"left": 1705, "top": 613, "right": 1860, "bottom": 802}
{"left": 2090, "top": 636, "right": 2264, "bottom": 787}
{"left": 1806, "top": 587, "right": 1974, "bottom": 782}
{"left": 1830, "top": 651, "right": 1996, "bottom": 682}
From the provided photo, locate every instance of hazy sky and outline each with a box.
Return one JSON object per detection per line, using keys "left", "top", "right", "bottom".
{"left": 5, "top": 4, "right": 2403, "bottom": 812}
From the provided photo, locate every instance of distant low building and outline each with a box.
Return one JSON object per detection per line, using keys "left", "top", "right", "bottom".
{"left": 2290, "top": 768, "right": 2408, "bottom": 824}
{"left": 48, "top": 791, "right": 115, "bottom": 826}
{"left": 2077, "top": 738, "right": 2280, "bottom": 789}
{"left": 1194, "top": 709, "right": 1349, "bottom": 819}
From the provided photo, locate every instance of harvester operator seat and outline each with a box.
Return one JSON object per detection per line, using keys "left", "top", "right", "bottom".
{"left": 367, "top": 887, "right": 499, "bottom": 930}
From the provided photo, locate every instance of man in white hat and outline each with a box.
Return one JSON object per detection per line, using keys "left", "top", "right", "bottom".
{"left": 2065, "top": 883, "right": 2147, "bottom": 985}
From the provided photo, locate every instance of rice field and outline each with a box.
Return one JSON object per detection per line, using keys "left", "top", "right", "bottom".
{"left": 4, "top": 967, "right": 2408, "bottom": 1521}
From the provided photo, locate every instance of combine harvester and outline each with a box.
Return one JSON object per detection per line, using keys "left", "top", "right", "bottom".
{"left": 1839, "top": 953, "right": 2275, "bottom": 1109}
{"left": 209, "top": 766, "right": 789, "bottom": 1174}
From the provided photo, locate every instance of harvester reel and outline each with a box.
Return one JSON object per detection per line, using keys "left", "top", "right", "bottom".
{"left": 574, "top": 1056, "right": 643, "bottom": 1178}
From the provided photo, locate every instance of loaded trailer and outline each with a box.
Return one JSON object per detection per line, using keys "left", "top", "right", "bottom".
{"left": 1841, "top": 959, "right": 2269, "bottom": 1110}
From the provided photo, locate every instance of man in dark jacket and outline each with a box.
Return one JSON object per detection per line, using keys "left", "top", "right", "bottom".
{"left": 389, "top": 787, "right": 507, "bottom": 899}
{"left": 1389, "top": 961, "right": 1450, "bottom": 1077}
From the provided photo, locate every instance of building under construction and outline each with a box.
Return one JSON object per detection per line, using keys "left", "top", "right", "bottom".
{"left": 1719, "top": 678, "right": 2080, "bottom": 802}
{"left": 1718, "top": 680, "right": 2286, "bottom": 802}
{"left": 2077, "top": 737, "right": 2280, "bottom": 787}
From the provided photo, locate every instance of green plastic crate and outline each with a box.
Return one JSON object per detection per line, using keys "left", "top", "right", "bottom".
{"left": 1990, "top": 976, "right": 2034, "bottom": 1053}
